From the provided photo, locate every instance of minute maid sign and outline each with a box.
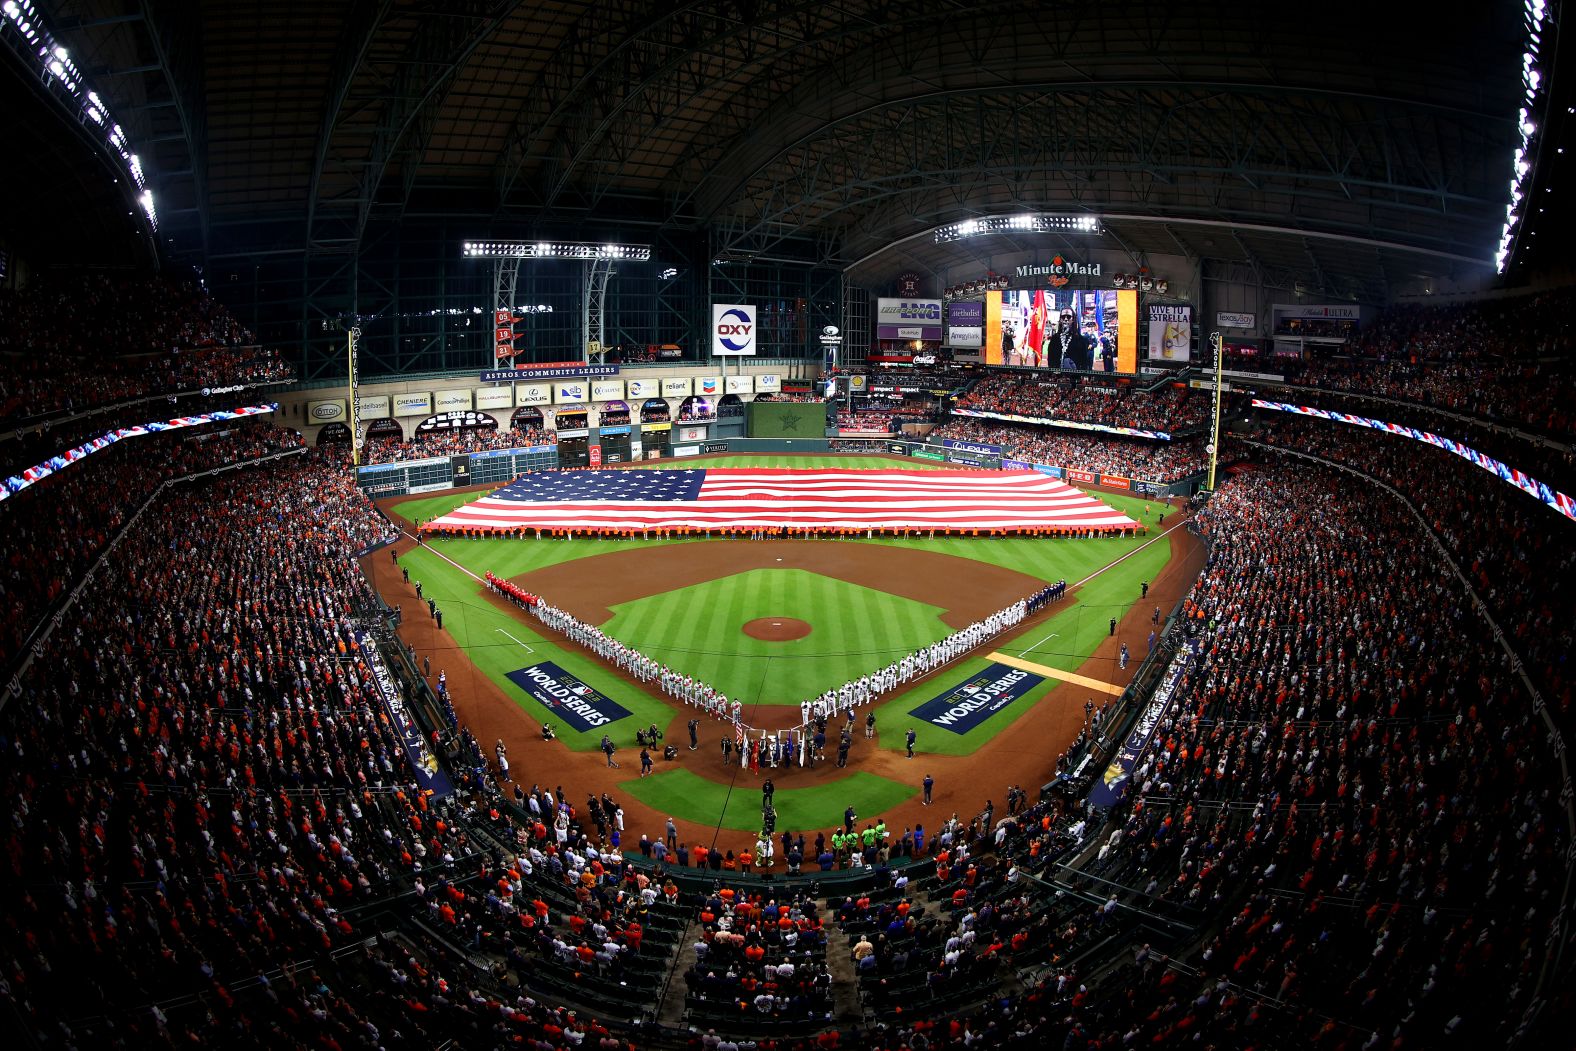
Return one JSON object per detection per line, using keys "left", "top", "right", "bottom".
{"left": 1016, "top": 256, "right": 1102, "bottom": 280}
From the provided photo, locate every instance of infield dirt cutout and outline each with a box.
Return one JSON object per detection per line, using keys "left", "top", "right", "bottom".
{"left": 507, "top": 539, "right": 1043, "bottom": 629}
{"left": 741, "top": 617, "right": 812, "bottom": 641}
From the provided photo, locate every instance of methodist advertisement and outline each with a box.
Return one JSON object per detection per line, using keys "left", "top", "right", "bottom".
{"left": 712, "top": 303, "right": 757, "bottom": 355}
{"left": 984, "top": 289, "right": 1137, "bottom": 373}
{"left": 1147, "top": 303, "right": 1193, "bottom": 362}
{"left": 945, "top": 300, "right": 984, "bottom": 348}
{"left": 877, "top": 298, "right": 943, "bottom": 341}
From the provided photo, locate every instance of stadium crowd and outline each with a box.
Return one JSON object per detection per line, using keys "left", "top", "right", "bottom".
{"left": 0, "top": 422, "right": 305, "bottom": 666}
{"left": 928, "top": 418, "right": 1207, "bottom": 481}
{"left": 0, "top": 273, "right": 291, "bottom": 424}
{"left": 361, "top": 425, "right": 556, "bottom": 464}
{"left": 1272, "top": 289, "right": 1576, "bottom": 441}
{"left": 956, "top": 374, "right": 1208, "bottom": 432}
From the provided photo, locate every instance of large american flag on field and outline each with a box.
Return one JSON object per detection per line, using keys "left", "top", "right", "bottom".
{"left": 427, "top": 468, "right": 1137, "bottom": 533}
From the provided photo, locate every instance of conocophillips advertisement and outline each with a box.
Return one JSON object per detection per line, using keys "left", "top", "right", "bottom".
{"left": 1148, "top": 303, "right": 1193, "bottom": 361}
{"left": 433, "top": 388, "right": 473, "bottom": 412}
{"left": 946, "top": 301, "right": 984, "bottom": 348}
{"left": 877, "top": 298, "right": 943, "bottom": 341}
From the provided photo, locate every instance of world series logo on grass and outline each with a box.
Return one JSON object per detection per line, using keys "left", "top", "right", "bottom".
{"left": 506, "top": 661, "right": 632, "bottom": 731}
{"left": 908, "top": 663, "right": 1045, "bottom": 735}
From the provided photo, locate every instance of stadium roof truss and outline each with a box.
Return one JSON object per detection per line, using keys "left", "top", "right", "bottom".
{"left": 43, "top": 0, "right": 1542, "bottom": 295}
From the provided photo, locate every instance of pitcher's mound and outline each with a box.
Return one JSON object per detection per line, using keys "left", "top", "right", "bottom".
{"left": 742, "top": 617, "right": 812, "bottom": 641}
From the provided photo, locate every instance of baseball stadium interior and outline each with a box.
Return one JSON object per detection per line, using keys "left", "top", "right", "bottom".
{"left": 3, "top": 1, "right": 1576, "bottom": 1048}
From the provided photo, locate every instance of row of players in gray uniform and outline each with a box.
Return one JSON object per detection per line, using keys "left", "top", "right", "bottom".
{"left": 799, "top": 598, "right": 1029, "bottom": 725}
{"left": 529, "top": 594, "right": 1030, "bottom": 730}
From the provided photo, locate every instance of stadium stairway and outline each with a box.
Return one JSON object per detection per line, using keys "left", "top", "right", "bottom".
{"left": 822, "top": 923, "right": 864, "bottom": 1023}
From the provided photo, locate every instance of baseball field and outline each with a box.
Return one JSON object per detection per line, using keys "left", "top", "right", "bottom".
{"left": 371, "top": 453, "right": 1197, "bottom": 851}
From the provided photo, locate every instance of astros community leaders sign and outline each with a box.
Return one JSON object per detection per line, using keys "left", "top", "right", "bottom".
{"left": 908, "top": 663, "right": 1045, "bottom": 734}
{"left": 506, "top": 662, "right": 631, "bottom": 731}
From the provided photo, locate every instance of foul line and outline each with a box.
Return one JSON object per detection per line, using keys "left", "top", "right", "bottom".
{"left": 989, "top": 652, "right": 1125, "bottom": 697}
{"left": 1013, "top": 515, "right": 1188, "bottom": 658}
{"left": 495, "top": 628, "right": 535, "bottom": 654}
{"left": 404, "top": 531, "right": 486, "bottom": 584}
{"left": 1072, "top": 516, "right": 1191, "bottom": 590}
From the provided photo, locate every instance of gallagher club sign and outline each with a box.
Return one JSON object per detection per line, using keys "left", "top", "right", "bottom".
{"left": 1016, "top": 255, "right": 1102, "bottom": 286}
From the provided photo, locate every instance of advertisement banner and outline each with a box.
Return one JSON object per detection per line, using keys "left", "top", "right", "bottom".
{"left": 504, "top": 661, "right": 631, "bottom": 731}
{"left": 590, "top": 379, "right": 625, "bottom": 401}
{"left": 946, "top": 301, "right": 984, "bottom": 348}
{"left": 912, "top": 448, "right": 946, "bottom": 461}
{"left": 712, "top": 303, "right": 758, "bottom": 355}
{"left": 661, "top": 377, "right": 692, "bottom": 398}
{"left": 1032, "top": 463, "right": 1065, "bottom": 479}
{"left": 1148, "top": 303, "right": 1193, "bottom": 362}
{"left": 1252, "top": 399, "right": 1576, "bottom": 524}
{"left": 434, "top": 388, "right": 473, "bottom": 412}
{"left": 1273, "top": 303, "right": 1360, "bottom": 320}
{"left": 554, "top": 380, "right": 592, "bottom": 403}
{"left": 626, "top": 378, "right": 659, "bottom": 399}
{"left": 589, "top": 444, "right": 602, "bottom": 467}
{"left": 677, "top": 425, "right": 707, "bottom": 442}
{"left": 515, "top": 384, "right": 553, "bottom": 406}
{"left": 1088, "top": 648, "right": 1192, "bottom": 806}
{"left": 308, "top": 399, "right": 347, "bottom": 424}
{"left": 475, "top": 387, "right": 514, "bottom": 410}
{"left": 641, "top": 422, "right": 672, "bottom": 432}
{"left": 755, "top": 374, "right": 782, "bottom": 393}
{"left": 1003, "top": 459, "right": 1032, "bottom": 471}
{"left": 479, "top": 364, "right": 618, "bottom": 382}
{"left": 693, "top": 376, "right": 723, "bottom": 397}
{"left": 877, "top": 298, "right": 943, "bottom": 341}
{"left": 597, "top": 425, "right": 631, "bottom": 436}
{"left": 940, "top": 437, "right": 1002, "bottom": 456}
{"left": 1216, "top": 311, "right": 1256, "bottom": 329}
{"left": 1067, "top": 468, "right": 1097, "bottom": 484}
{"left": 392, "top": 392, "right": 432, "bottom": 417}
{"left": 908, "top": 664, "right": 1045, "bottom": 735}
{"left": 848, "top": 374, "right": 867, "bottom": 393}
{"left": 354, "top": 395, "right": 390, "bottom": 420}
{"left": 356, "top": 632, "right": 453, "bottom": 796}
{"left": 1099, "top": 474, "right": 1132, "bottom": 491}
{"left": 725, "top": 375, "right": 754, "bottom": 394}
{"left": 950, "top": 407, "right": 1171, "bottom": 442}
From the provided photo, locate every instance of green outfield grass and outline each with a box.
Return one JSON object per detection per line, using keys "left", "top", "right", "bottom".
{"left": 602, "top": 568, "right": 953, "bottom": 708}
{"left": 621, "top": 768, "right": 916, "bottom": 835}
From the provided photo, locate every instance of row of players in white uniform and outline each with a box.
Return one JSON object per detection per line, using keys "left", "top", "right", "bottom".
{"left": 798, "top": 600, "right": 1028, "bottom": 725}
{"left": 527, "top": 593, "right": 1030, "bottom": 731}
